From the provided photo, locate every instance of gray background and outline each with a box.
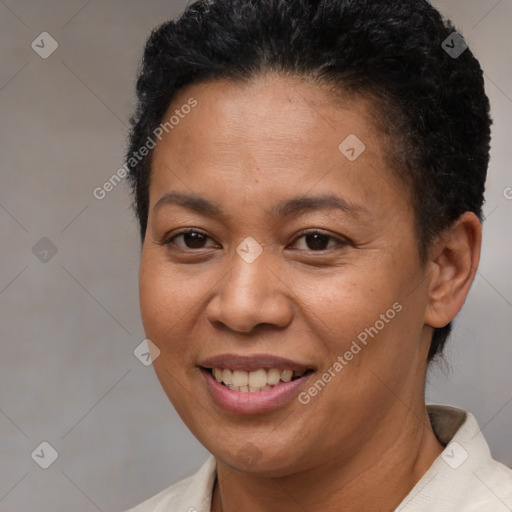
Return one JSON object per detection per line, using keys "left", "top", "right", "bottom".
{"left": 0, "top": 1, "right": 510, "bottom": 510}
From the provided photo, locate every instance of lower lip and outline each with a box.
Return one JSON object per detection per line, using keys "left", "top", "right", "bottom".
{"left": 200, "top": 368, "right": 313, "bottom": 414}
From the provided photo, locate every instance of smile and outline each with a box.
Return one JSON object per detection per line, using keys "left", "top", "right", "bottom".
{"left": 199, "top": 355, "right": 314, "bottom": 414}
{"left": 208, "top": 367, "right": 310, "bottom": 392}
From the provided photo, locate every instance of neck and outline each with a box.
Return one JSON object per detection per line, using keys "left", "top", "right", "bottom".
{"left": 211, "top": 405, "right": 444, "bottom": 512}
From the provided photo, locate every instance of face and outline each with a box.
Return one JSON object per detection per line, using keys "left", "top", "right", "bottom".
{"left": 139, "top": 74, "right": 434, "bottom": 476}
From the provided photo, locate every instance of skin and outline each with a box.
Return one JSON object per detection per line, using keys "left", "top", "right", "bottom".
{"left": 139, "top": 73, "right": 481, "bottom": 512}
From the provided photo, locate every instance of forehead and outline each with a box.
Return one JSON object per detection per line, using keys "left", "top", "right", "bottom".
{"left": 149, "top": 74, "right": 410, "bottom": 220}
{"left": 160, "top": 74, "right": 375, "bottom": 160}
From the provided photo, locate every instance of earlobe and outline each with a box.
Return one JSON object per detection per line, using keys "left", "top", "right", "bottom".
{"left": 424, "top": 212, "right": 482, "bottom": 328}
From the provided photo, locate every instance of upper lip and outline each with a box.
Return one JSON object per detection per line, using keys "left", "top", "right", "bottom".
{"left": 199, "top": 354, "right": 313, "bottom": 372}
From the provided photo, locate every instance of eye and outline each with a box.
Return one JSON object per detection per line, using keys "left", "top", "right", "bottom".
{"left": 163, "top": 229, "right": 218, "bottom": 250}
{"left": 160, "top": 228, "right": 348, "bottom": 252}
{"left": 290, "top": 230, "right": 348, "bottom": 251}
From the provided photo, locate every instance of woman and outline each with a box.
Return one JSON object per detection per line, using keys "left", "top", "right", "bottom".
{"left": 124, "top": 0, "right": 512, "bottom": 510}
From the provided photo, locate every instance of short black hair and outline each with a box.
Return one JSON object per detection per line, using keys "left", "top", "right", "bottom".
{"left": 126, "top": 0, "right": 492, "bottom": 361}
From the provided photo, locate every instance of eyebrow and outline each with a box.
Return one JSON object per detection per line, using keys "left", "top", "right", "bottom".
{"left": 153, "top": 191, "right": 367, "bottom": 218}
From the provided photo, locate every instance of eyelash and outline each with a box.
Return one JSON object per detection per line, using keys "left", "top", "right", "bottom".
{"left": 160, "top": 228, "right": 349, "bottom": 253}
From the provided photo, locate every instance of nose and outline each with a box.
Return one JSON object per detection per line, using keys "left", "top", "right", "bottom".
{"left": 205, "top": 249, "right": 293, "bottom": 334}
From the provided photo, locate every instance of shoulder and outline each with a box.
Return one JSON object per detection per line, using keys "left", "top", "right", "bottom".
{"left": 124, "top": 475, "right": 194, "bottom": 512}
{"left": 398, "top": 405, "right": 512, "bottom": 512}
{"left": 464, "top": 456, "right": 512, "bottom": 511}
{"left": 124, "top": 456, "right": 217, "bottom": 512}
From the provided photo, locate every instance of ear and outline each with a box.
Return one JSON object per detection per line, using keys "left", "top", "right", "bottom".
{"left": 424, "top": 212, "right": 482, "bottom": 328}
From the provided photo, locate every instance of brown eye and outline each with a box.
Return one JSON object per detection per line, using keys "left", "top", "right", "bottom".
{"left": 303, "top": 233, "right": 332, "bottom": 250}
{"left": 167, "top": 230, "right": 217, "bottom": 250}
{"left": 291, "top": 230, "right": 347, "bottom": 251}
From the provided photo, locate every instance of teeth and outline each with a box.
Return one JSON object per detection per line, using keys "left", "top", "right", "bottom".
{"left": 280, "top": 369, "right": 293, "bottom": 382}
{"left": 222, "top": 369, "right": 233, "bottom": 385}
{"left": 211, "top": 367, "right": 308, "bottom": 392}
{"left": 232, "top": 370, "right": 249, "bottom": 387}
{"left": 248, "top": 369, "right": 267, "bottom": 388}
{"left": 267, "top": 368, "right": 281, "bottom": 385}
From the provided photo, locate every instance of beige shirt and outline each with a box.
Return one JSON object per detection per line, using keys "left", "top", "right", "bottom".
{"left": 126, "top": 405, "right": 512, "bottom": 511}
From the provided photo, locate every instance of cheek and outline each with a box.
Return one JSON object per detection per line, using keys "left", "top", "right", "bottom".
{"left": 139, "top": 258, "right": 171, "bottom": 338}
{"left": 138, "top": 254, "right": 200, "bottom": 406}
{"left": 292, "top": 265, "right": 403, "bottom": 346}
{"left": 138, "top": 252, "right": 197, "bottom": 350}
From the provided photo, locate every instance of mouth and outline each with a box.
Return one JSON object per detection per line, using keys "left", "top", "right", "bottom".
{"left": 203, "top": 367, "right": 314, "bottom": 392}
{"left": 198, "top": 354, "right": 315, "bottom": 414}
